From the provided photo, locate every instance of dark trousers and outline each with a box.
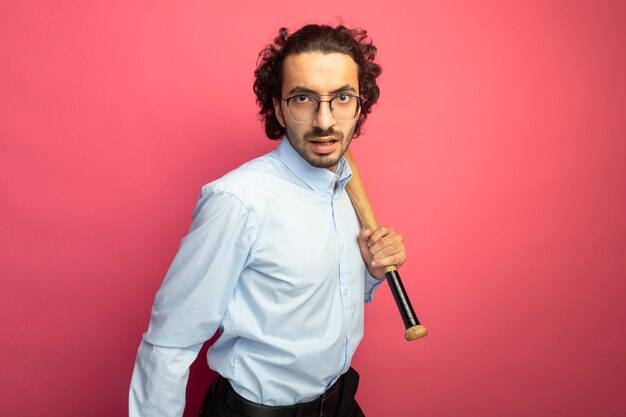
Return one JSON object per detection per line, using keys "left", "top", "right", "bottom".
{"left": 199, "top": 369, "right": 365, "bottom": 417}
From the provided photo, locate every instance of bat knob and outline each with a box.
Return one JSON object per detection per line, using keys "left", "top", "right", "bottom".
{"left": 405, "top": 325, "right": 428, "bottom": 341}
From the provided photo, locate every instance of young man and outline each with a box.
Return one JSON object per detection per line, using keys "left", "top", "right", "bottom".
{"left": 130, "top": 24, "right": 406, "bottom": 417}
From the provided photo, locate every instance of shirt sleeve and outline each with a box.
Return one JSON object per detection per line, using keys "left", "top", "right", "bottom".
{"left": 363, "top": 270, "right": 384, "bottom": 304}
{"left": 129, "top": 187, "right": 257, "bottom": 417}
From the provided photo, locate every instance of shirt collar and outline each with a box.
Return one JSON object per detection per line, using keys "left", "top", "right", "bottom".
{"left": 276, "top": 137, "right": 352, "bottom": 197}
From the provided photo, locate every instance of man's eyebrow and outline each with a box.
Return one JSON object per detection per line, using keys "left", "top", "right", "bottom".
{"left": 286, "top": 85, "right": 358, "bottom": 96}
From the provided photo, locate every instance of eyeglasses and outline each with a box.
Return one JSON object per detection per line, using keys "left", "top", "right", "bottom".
{"left": 281, "top": 94, "right": 363, "bottom": 123}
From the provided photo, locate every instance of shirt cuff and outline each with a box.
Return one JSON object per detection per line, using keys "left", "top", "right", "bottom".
{"left": 364, "top": 271, "right": 384, "bottom": 304}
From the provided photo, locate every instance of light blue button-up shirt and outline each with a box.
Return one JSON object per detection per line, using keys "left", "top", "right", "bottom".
{"left": 129, "top": 138, "right": 382, "bottom": 416}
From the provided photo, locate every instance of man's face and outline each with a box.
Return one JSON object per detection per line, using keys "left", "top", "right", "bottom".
{"left": 273, "top": 52, "right": 360, "bottom": 172}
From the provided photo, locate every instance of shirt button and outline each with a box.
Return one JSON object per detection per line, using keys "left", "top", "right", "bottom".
{"left": 343, "top": 288, "right": 349, "bottom": 295}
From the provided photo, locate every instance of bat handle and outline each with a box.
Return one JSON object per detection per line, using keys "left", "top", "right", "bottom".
{"left": 343, "top": 150, "right": 428, "bottom": 341}
{"left": 384, "top": 268, "right": 428, "bottom": 341}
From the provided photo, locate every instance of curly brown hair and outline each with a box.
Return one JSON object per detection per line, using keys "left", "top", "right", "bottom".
{"left": 253, "top": 24, "right": 382, "bottom": 140}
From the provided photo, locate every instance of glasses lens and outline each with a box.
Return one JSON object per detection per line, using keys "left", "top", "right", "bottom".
{"left": 288, "top": 96, "right": 318, "bottom": 123}
{"left": 331, "top": 95, "right": 360, "bottom": 122}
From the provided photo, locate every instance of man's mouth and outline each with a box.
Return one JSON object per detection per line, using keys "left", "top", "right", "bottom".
{"left": 310, "top": 138, "right": 339, "bottom": 153}
{"left": 310, "top": 137, "right": 338, "bottom": 144}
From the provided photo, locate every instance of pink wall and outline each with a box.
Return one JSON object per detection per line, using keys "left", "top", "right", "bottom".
{"left": 2, "top": 1, "right": 625, "bottom": 416}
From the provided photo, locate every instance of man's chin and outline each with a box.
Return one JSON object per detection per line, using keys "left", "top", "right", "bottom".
{"left": 306, "top": 153, "right": 342, "bottom": 169}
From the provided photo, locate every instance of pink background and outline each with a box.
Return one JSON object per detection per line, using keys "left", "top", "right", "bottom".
{"left": 2, "top": 1, "right": 625, "bottom": 416}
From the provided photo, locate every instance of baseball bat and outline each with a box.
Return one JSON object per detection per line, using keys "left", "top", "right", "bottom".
{"left": 344, "top": 149, "right": 428, "bottom": 341}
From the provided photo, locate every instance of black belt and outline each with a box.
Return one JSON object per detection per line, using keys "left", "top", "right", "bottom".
{"left": 217, "top": 374, "right": 342, "bottom": 417}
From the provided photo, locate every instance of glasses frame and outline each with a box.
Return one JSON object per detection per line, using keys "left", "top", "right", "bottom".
{"left": 281, "top": 94, "right": 363, "bottom": 123}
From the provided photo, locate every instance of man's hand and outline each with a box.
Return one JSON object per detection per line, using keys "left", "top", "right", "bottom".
{"left": 358, "top": 226, "right": 406, "bottom": 281}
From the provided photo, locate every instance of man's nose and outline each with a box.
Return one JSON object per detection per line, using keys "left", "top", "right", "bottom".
{"left": 313, "top": 101, "right": 336, "bottom": 130}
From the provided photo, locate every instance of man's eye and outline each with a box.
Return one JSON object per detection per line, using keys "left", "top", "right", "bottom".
{"left": 335, "top": 94, "right": 351, "bottom": 103}
{"left": 293, "top": 95, "right": 311, "bottom": 103}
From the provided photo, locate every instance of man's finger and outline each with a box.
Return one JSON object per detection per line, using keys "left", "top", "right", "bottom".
{"left": 368, "top": 226, "right": 393, "bottom": 245}
{"left": 371, "top": 242, "right": 404, "bottom": 259}
{"left": 372, "top": 253, "right": 405, "bottom": 268}
{"left": 369, "top": 234, "right": 403, "bottom": 255}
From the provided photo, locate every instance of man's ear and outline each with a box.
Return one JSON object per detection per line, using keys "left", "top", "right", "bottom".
{"left": 273, "top": 98, "right": 286, "bottom": 128}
